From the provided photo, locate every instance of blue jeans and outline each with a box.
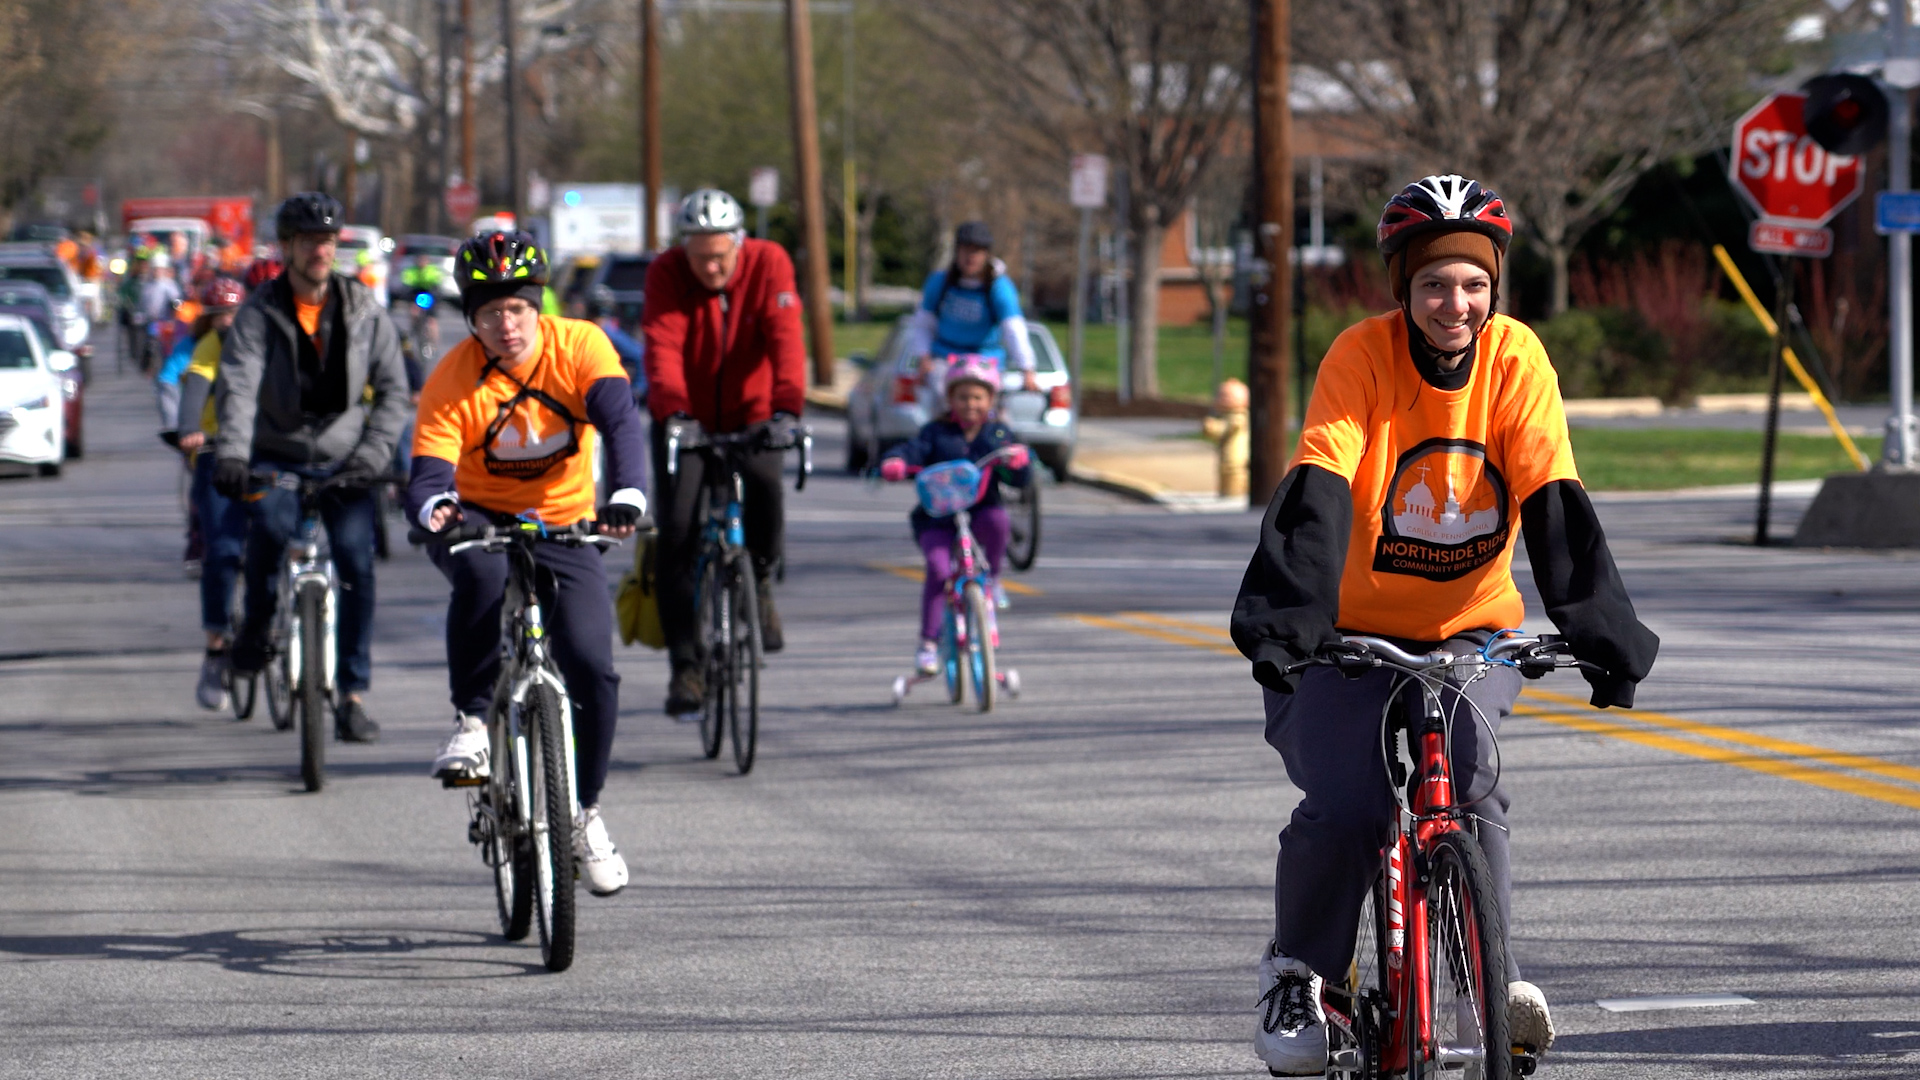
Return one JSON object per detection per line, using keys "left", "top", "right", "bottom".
{"left": 241, "top": 460, "right": 378, "bottom": 694}
{"left": 192, "top": 452, "right": 250, "bottom": 635}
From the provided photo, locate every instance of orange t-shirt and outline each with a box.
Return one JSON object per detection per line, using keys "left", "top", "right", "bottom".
{"left": 413, "top": 316, "right": 627, "bottom": 526}
{"left": 1291, "top": 312, "right": 1578, "bottom": 641}
{"left": 293, "top": 297, "right": 323, "bottom": 338}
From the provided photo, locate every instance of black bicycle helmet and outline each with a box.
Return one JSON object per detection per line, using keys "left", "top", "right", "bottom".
{"left": 955, "top": 220, "right": 994, "bottom": 249}
{"left": 275, "top": 192, "right": 344, "bottom": 242}
{"left": 1376, "top": 175, "right": 1512, "bottom": 260}
{"left": 456, "top": 230, "right": 550, "bottom": 311}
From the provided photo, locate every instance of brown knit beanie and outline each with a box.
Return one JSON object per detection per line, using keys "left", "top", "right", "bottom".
{"left": 1388, "top": 231, "right": 1501, "bottom": 303}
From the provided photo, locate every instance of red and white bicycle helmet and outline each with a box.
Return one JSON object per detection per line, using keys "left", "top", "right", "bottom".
{"left": 1376, "top": 174, "right": 1513, "bottom": 260}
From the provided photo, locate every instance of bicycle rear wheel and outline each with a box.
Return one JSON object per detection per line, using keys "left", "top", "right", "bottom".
{"left": 941, "top": 606, "right": 963, "bottom": 704}
{"left": 963, "top": 581, "right": 996, "bottom": 712}
{"left": 297, "top": 586, "right": 328, "bottom": 793}
{"left": 487, "top": 714, "right": 533, "bottom": 942}
{"left": 698, "top": 558, "right": 726, "bottom": 759}
{"left": 1330, "top": 871, "right": 1391, "bottom": 1079}
{"left": 231, "top": 671, "right": 257, "bottom": 721}
{"left": 265, "top": 614, "right": 293, "bottom": 730}
{"left": 1411, "top": 831, "right": 1511, "bottom": 1080}
{"left": 1006, "top": 482, "right": 1040, "bottom": 571}
{"left": 525, "top": 680, "right": 577, "bottom": 972}
{"left": 729, "top": 559, "right": 762, "bottom": 774}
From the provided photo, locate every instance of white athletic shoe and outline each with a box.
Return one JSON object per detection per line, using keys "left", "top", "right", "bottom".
{"left": 1255, "top": 943, "right": 1328, "bottom": 1076}
{"left": 574, "top": 805, "right": 629, "bottom": 896}
{"left": 1508, "top": 980, "right": 1555, "bottom": 1057}
{"left": 430, "top": 713, "right": 489, "bottom": 780}
{"left": 195, "top": 652, "right": 230, "bottom": 712}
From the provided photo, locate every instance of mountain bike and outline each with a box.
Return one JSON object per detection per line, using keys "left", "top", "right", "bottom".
{"left": 886, "top": 446, "right": 1027, "bottom": 712}
{"left": 664, "top": 420, "right": 813, "bottom": 775}
{"left": 412, "top": 517, "right": 628, "bottom": 973}
{"left": 1277, "top": 633, "right": 1591, "bottom": 1080}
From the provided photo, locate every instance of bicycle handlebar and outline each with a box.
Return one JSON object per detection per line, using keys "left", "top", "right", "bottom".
{"left": 1281, "top": 632, "right": 1598, "bottom": 681}
{"left": 407, "top": 518, "right": 632, "bottom": 553}
{"left": 664, "top": 420, "right": 814, "bottom": 491}
{"left": 883, "top": 443, "right": 1031, "bottom": 481}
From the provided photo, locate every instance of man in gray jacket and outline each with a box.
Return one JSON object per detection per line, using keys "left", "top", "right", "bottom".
{"left": 213, "top": 192, "right": 410, "bottom": 742}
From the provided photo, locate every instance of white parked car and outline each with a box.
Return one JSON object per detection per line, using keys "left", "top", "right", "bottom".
{"left": 0, "top": 312, "right": 72, "bottom": 476}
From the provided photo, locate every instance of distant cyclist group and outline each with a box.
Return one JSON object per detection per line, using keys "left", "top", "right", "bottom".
{"left": 154, "top": 171, "right": 1657, "bottom": 1068}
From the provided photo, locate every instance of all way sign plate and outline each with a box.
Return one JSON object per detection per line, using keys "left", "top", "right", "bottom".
{"left": 1876, "top": 191, "right": 1920, "bottom": 233}
{"left": 1749, "top": 219, "right": 1833, "bottom": 257}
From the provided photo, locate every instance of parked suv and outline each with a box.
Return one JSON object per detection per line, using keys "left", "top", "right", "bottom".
{"left": 583, "top": 253, "right": 653, "bottom": 332}
{"left": 0, "top": 244, "right": 88, "bottom": 351}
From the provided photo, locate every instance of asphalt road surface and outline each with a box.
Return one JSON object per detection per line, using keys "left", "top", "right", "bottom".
{"left": 2, "top": 344, "right": 1918, "bottom": 1079}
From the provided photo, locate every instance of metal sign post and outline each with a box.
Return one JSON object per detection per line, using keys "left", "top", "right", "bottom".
{"left": 1887, "top": 2, "right": 1918, "bottom": 468}
{"left": 1068, "top": 154, "right": 1108, "bottom": 419}
{"left": 748, "top": 166, "right": 780, "bottom": 239}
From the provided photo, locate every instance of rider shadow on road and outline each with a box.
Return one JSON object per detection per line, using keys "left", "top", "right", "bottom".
{"left": 0, "top": 926, "right": 544, "bottom": 979}
{"left": 0, "top": 758, "right": 459, "bottom": 798}
{"left": 1555, "top": 1019, "right": 1920, "bottom": 1075}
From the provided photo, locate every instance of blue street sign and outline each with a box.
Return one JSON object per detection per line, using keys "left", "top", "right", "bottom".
{"left": 1876, "top": 191, "right": 1920, "bottom": 233}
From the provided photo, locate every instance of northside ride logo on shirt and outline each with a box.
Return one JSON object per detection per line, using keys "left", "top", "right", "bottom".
{"left": 1373, "top": 437, "right": 1510, "bottom": 582}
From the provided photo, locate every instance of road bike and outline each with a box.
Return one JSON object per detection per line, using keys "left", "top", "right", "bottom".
{"left": 887, "top": 446, "right": 1027, "bottom": 712}
{"left": 413, "top": 516, "right": 627, "bottom": 973}
{"left": 1276, "top": 632, "right": 1590, "bottom": 1080}
{"left": 243, "top": 468, "right": 401, "bottom": 792}
{"left": 664, "top": 421, "right": 812, "bottom": 775}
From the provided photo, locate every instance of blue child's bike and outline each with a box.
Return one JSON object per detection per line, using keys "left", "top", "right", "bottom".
{"left": 889, "top": 446, "right": 1025, "bottom": 712}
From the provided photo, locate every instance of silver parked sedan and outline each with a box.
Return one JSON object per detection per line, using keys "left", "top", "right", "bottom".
{"left": 844, "top": 316, "right": 1077, "bottom": 479}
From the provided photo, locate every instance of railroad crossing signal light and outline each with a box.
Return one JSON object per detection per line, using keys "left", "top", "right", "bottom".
{"left": 1802, "top": 73, "right": 1889, "bottom": 156}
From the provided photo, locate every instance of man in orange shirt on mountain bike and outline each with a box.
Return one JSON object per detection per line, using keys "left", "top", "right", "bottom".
{"left": 1232, "top": 175, "right": 1660, "bottom": 1076}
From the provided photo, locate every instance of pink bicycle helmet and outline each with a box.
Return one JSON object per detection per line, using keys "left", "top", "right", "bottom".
{"left": 943, "top": 353, "right": 1001, "bottom": 396}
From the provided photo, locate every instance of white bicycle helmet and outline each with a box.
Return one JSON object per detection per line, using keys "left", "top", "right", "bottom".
{"left": 677, "top": 189, "right": 746, "bottom": 236}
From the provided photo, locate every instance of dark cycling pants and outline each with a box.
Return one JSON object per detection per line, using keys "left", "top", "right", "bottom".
{"left": 1263, "top": 648, "right": 1521, "bottom": 984}
{"left": 652, "top": 423, "right": 785, "bottom": 668}
{"left": 241, "top": 461, "right": 377, "bottom": 694}
{"left": 428, "top": 532, "right": 620, "bottom": 808}
{"left": 192, "top": 452, "right": 249, "bottom": 635}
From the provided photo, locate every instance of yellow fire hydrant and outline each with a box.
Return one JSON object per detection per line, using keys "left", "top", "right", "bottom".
{"left": 1200, "top": 378, "right": 1250, "bottom": 498}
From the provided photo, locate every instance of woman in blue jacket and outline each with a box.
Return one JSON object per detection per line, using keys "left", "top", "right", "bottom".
{"left": 901, "top": 221, "right": 1039, "bottom": 392}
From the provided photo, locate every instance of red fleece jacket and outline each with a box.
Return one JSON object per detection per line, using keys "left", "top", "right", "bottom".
{"left": 641, "top": 238, "right": 807, "bottom": 429}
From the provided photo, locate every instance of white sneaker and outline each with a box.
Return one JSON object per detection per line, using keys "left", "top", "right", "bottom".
{"left": 574, "top": 805, "right": 629, "bottom": 896}
{"left": 1255, "top": 942, "right": 1328, "bottom": 1076}
{"left": 991, "top": 578, "right": 1010, "bottom": 610}
{"left": 1508, "top": 980, "right": 1555, "bottom": 1057}
{"left": 431, "top": 713, "right": 489, "bottom": 780}
{"left": 195, "top": 652, "right": 230, "bottom": 712}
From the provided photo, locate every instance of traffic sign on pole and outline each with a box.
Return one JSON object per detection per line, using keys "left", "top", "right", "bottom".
{"left": 1748, "top": 220, "right": 1834, "bottom": 257}
{"left": 444, "top": 179, "right": 480, "bottom": 228}
{"left": 1729, "top": 92, "right": 1864, "bottom": 227}
{"left": 1877, "top": 191, "right": 1920, "bottom": 233}
{"left": 1069, "top": 154, "right": 1109, "bottom": 209}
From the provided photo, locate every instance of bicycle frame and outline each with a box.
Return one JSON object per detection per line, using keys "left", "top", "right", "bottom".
{"left": 943, "top": 506, "right": 996, "bottom": 652}
{"left": 492, "top": 535, "right": 580, "bottom": 829}
{"left": 267, "top": 476, "right": 338, "bottom": 700}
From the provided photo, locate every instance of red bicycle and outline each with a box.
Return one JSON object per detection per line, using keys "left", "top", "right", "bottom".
{"left": 1278, "top": 632, "right": 1587, "bottom": 1080}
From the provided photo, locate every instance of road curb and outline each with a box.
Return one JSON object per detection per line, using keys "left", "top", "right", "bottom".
{"left": 1067, "top": 465, "right": 1248, "bottom": 513}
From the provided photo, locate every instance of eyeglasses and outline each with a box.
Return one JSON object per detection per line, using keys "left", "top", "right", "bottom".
{"left": 473, "top": 303, "right": 538, "bottom": 331}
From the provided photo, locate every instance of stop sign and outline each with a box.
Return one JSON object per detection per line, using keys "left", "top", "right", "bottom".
{"left": 444, "top": 180, "right": 479, "bottom": 227}
{"left": 1730, "top": 92, "right": 1863, "bottom": 226}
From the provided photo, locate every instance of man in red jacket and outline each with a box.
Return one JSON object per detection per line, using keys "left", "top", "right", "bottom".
{"left": 643, "top": 188, "right": 808, "bottom": 715}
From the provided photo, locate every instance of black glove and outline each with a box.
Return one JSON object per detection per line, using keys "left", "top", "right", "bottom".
{"left": 330, "top": 459, "right": 379, "bottom": 490}
{"left": 761, "top": 411, "right": 800, "bottom": 451}
{"left": 598, "top": 502, "right": 649, "bottom": 530}
{"left": 664, "top": 413, "right": 701, "bottom": 445}
{"left": 212, "top": 458, "right": 251, "bottom": 499}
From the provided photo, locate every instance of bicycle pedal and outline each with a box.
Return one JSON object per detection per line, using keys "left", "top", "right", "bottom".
{"left": 440, "top": 773, "right": 486, "bottom": 789}
{"left": 1510, "top": 1049, "right": 1539, "bottom": 1076}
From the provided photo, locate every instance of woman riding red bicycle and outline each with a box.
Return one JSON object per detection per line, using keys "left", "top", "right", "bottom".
{"left": 1230, "top": 174, "right": 1659, "bottom": 1076}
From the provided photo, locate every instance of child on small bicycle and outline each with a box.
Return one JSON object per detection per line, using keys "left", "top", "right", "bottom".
{"left": 878, "top": 354, "right": 1032, "bottom": 676}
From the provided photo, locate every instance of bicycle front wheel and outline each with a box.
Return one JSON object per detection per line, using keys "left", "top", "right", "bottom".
{"left": 526, "top": 680, "right": 577, "bottom": 972}
{"left": 964, "top": 581, "right": 996, "bottom": 712}
{"left": 698, "top": 557, "right": 726, "bottom": 759}
{"left": 729, "top": 560, "right": 762, "bottom": 774}
{"left": 297, "top": 586, "right": 328, "bottom": 793}
{"left": 488, "top": 714, "right": 533, "bottom": 942}
{"left": 1411, "top": 831, "right": 1511, "bottom": 1080}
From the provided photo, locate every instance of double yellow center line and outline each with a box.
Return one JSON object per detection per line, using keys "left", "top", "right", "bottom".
{"left": 1069, "top": 611, "right": 1920, "bottom": 813}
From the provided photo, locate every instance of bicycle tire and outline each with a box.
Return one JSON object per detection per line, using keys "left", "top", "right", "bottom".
{"left": 730, "top": 560, "right": 762, "bottom": 774}
{"left": 371, "top": 485, "right": 392, "bottom": 562}
{"left": 297, "top": 586, "right": 328, "bottom": 793}
{"left": 1410, "top": 831, "right": 1511, "bottom": 1080}
{"left": 941, "top": 606, "right": 963, "bottom": 704}
{"left": 698, "top": 557, "right": 725, "bottom": 759}
{"left": 526, "top": 680, "right": 576, "bottom": 972}
{"left": 489, "top": 714, "right": 534, "bottom": 942}
{"left": 264, "top": 648, "right": 293, "bottom": 730}
{"left": 1006, "top": 482, "right": 1040, "bottom": 571}
{"left": 1332, "top": 871, "right": 1391, "bottom": 1080}
{"left": 964, "top": 581, "right": 995, "bottom": 712}
{"left": 231, "top": 671, "right": 257, "bottom": 721}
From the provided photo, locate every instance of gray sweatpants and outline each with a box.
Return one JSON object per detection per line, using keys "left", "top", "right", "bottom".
{"left": 1264, "top": 647, "right": 1522, "bottom": 983}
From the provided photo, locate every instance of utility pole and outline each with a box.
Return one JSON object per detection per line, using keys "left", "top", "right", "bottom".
{"left": 501, "top": 0, "right": 520, "bottom": 220}
{"left": 1889, "top": 0, "right": 1917, "bottom": 468}
{"left": 459, "top": 0, "right": 475, "bottom": 187}
{"left": 842, "top": 2, "right": 857, "bottom": 320}
{"left": 786, "top": 0, "right": 836, "bottom": 387}
{"left": 1247, "top": 0, "right": 1293, "bottom": 505}
{"left": 436, "top": 0, "right": 451, "bottom": 233}
{"left": 641, "top": 0, "right": 662, "bottom": 251}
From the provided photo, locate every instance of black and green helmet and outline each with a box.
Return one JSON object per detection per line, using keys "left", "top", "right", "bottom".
{"left": 455, "top": 231, "right": 550, "bottom": 304}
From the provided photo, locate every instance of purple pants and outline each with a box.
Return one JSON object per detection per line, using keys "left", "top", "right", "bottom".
{"left": 917, "top": 504, "right": 1009, "bottom": 641}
